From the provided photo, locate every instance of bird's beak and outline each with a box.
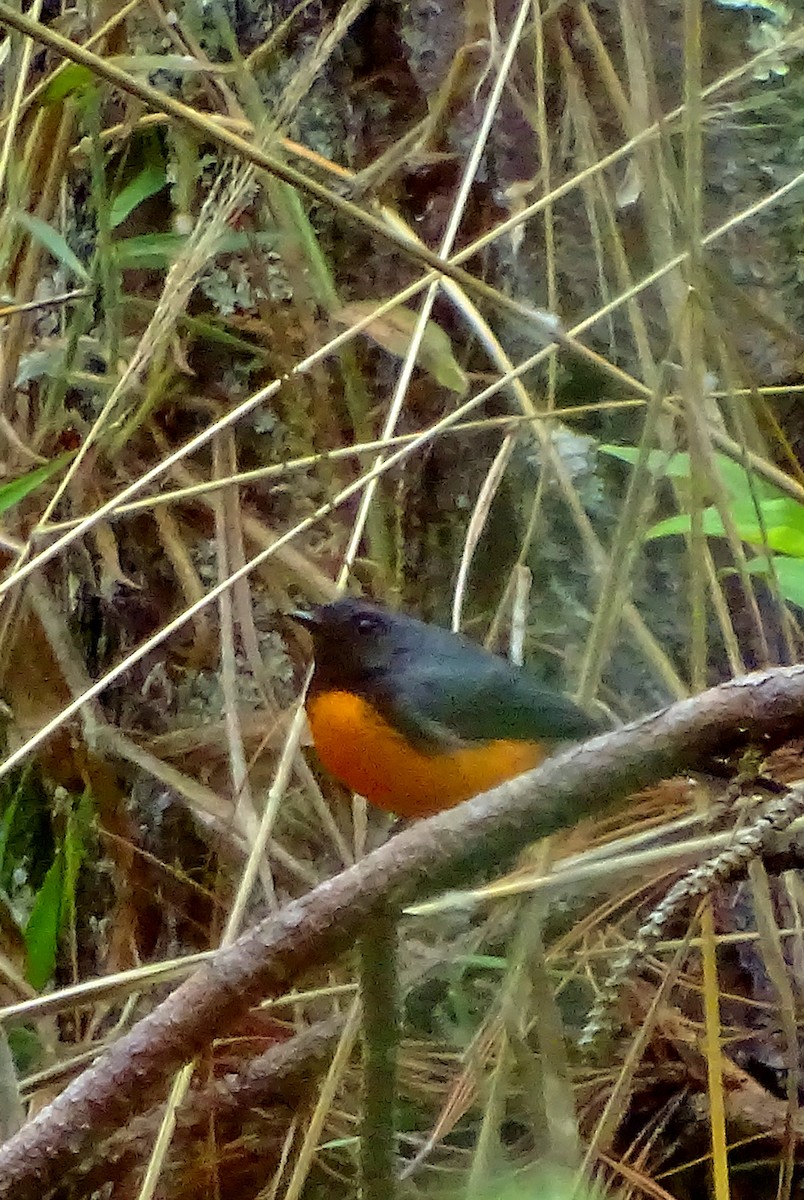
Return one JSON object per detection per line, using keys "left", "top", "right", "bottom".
{"left": 287, "top": 608, "right": 319, "bottom": 630}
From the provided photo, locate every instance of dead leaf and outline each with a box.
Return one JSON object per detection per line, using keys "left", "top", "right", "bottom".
{"left": 333, "top": 301, "right": 468, "bottom": 393}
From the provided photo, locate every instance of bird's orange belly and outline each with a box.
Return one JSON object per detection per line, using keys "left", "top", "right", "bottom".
{"left": 305, "top": 689, "right": 546, "bottom": 818}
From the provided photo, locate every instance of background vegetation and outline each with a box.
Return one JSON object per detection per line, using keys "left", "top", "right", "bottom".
{"left": 2, "top": 0, "right": 804, "bottom": 1196}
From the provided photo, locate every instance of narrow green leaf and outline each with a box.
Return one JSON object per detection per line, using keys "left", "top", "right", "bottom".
{"left": 112, "top": 228, "right": 277, "bottom": 269}
{"left": 39, "top": 64, "right": 96, "bottom": 106}
{"left": 112, "top": 232, "right": 186, "bottom": 269}
{"left": 601, "top": 445, "right": 786, "bottom": 504}
{"left": 24, "top": 853, "right": 63, "bottom": 990}
{"left": 0, "top": 452, "right": 74, "bottom": 517}
{"left": 646, "top": 495, "right": 804, "bottom": 556}
{"left": 15, "top": 212, "right": 89, "bottom": 281}
{"left": 455, "top": 954, "right": 507, "bottom": 970}
{"left": 110, "top": 159, "right": 168, "bottom": 229}
{"left": 646, "top": 507, "right": 724, "bottom": 540}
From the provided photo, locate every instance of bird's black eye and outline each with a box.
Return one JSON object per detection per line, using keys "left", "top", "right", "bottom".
{"left": 356, "top": 615, "right": 379, "bottom": 635}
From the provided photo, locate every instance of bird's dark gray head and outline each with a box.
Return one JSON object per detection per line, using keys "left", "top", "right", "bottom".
{"left": 290, "top": 599, "right": 420, "bottom": 690}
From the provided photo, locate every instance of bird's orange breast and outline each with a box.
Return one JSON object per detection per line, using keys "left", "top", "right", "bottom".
{"left": 305, "top": 688, "right": 546, "bottom": 818}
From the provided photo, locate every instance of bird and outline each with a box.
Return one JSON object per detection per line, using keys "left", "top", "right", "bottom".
{"left": 290, "top": 598, "right": 603, "bottom": 819}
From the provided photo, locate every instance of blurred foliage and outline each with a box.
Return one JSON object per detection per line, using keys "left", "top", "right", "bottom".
{"left": 3, "top": 0, "right": 804, "bottom": 1196}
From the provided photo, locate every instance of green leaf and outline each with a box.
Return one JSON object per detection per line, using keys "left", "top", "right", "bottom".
{"left": 647, "top": 495, "right": 804, "bottom": 556}
{"left": 0, "top": 452, "right": 73, "bottom": 517}
{"left": 24, "top": 853, "right": 63, "bottom": 990}
{"left": 455, "top": 954, "right": 507, "bottom": 970}
{"left": 39, "top": 64, "right": 96, "bottom": 106}
{"left": 110, "top": 159, "right": 168, "bottom": 229}
{"left": 318, "top": 1137, "right": 359, "bottom": 1151}
{"left": 601, "top": 445, "right": 787, "bottom": 504}
{"left": 112, "top": 232, "right": 186, "bottom": 269}
{"left": 14, "top": 212, "right": 89, "bottom": 281}
{"left": 733, "top": 497, "right": 804, "bottom": 556}
{"left": 7, "top": 1026, "right": 42, "bottom": 1075}
{"left": 600, "top": 445, "right": 686, "bottom": 475}
{"left": 746, "top": 555, "right": 804, "bottom": 609}
{"left": 112, "top": 228, "right": 278, "bottom": 270}
{"left": 769, "top": 557, "right": 804, "bottom": 608}
{"left": 696, "top": 455, "right": 786, "bottom": 505}
{"left": 646, "top": 507, "right": 725, "bottom": 540}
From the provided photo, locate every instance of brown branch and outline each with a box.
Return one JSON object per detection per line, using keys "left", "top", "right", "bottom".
{"left": 66, "top": 1016, "right": 346, "bottom": 1195}
{"left": 2, "top": 666, "right": 804, "bottom": 1198}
